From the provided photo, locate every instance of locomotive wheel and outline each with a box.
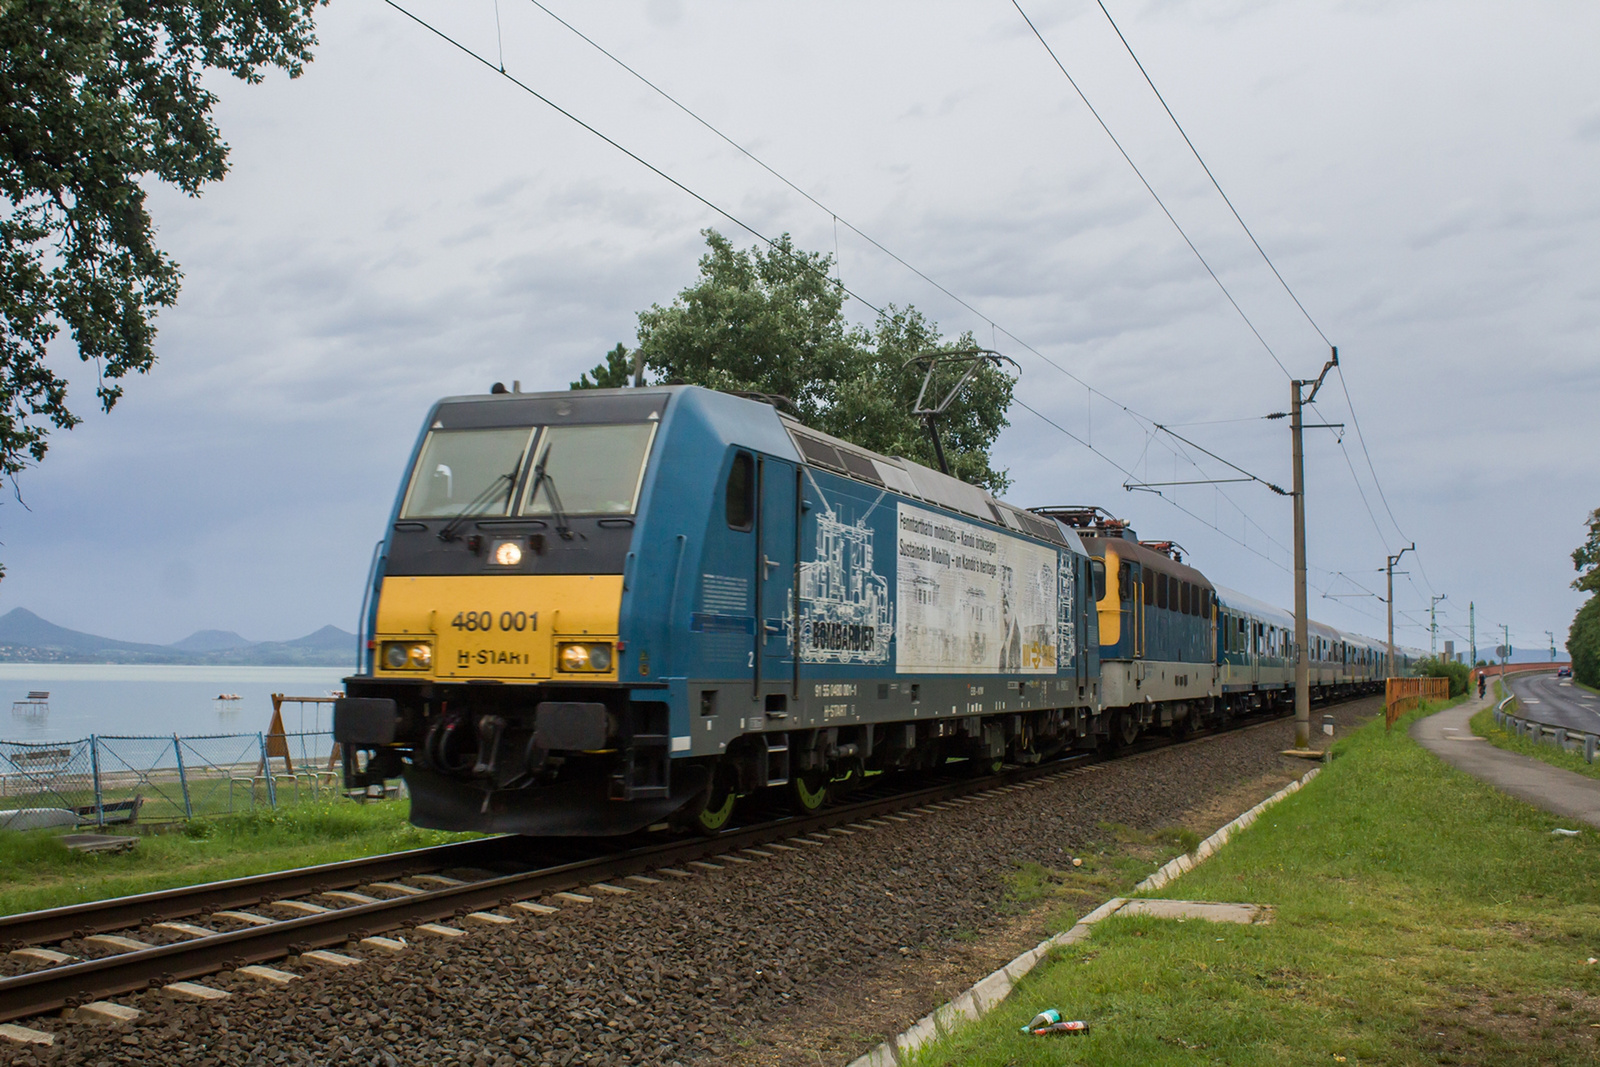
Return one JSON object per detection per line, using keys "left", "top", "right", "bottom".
{"left": 1110, "top": 710, "right": 1139, "bottom": 749}
{"left": 790, "top": 768, "right": 829, "bottom": 814}
{"left": 694, "top": 766, "right": 739, "bottom": 835}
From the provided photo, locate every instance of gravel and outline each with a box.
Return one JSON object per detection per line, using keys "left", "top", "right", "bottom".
{"left": 6, "top": 696, "right": 1379, "bottom": 1066}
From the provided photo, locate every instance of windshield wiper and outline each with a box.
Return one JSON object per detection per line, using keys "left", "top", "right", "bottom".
{"left": 437, "top": 471, "right": 515, "bottom": 543}
{"left": 528, "top": 452, "right": 574, "bottom": 541}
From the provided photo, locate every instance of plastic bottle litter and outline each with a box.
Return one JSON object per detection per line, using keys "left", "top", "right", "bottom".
{"left": 1021, "top": 1009, "right": 1061, "bottom": 1032}
{"left": 1030, "top": 1020, "right": 1090, "bottom": 1036}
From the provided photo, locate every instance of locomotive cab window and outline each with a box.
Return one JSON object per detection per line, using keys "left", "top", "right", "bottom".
{"left": 523, "top": 422, "right": 657, "bottom": 517}
{"left": 401, "top": 427, "right": 534, "bottom": 518}
{"left": 1118, "top": 562, "right": 1132, "bottom": 601}
{"left": 726, "top": 452, "right": 754, "bottom": 530}
{"left": 1090, "top": 559, "right": 1107, "bottom": 602}
{"left": 1155, "top": 573, "right": 1168, "bottom": 610}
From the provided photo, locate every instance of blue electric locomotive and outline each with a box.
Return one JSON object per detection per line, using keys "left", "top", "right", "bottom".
{"left": 334, "top": 385, "right": 1109, "bottom": 835}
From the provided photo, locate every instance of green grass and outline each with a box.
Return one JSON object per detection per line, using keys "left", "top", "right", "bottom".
{"left": 1006, "top": 823, "right": 1202, "bottom": 929}
{"left": 910, "top": 704, "right": 1600, "bottom": 1066}
{"left": 0, "top": 799, "right": 478, "bottom": 916}
{"left": 1470, "top": 707, "right": 1600, "bottom": 781}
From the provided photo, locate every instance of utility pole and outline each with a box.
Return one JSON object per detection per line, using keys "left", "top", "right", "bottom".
{"left": 1290, "top": 348, "right": 1340, "bottom": 750}
{"left": 1386, "top": 543, "right": 1414, "bottom": 674}
{"left": 1501, "top": 624, "right": 1510, "bottom": 669}
{"left": 1470, "top": 602, "right": 1476, "bottom": 666}
{"left": 1430, "top": 594, "right": 1447, "bottom": 657}
{"left": 1546, "top": 630, "right": 1556, "bottom": 662}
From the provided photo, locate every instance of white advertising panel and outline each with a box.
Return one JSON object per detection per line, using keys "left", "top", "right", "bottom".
{"left": 895, "top": 502, "right": 1060, "bottom": 674}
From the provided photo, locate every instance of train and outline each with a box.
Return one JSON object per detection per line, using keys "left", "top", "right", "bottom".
{"left": 332, "top": 383, "right": 1420, "bottom": 836}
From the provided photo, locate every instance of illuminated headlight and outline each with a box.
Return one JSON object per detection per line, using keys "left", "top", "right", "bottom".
{"left": 491, "top": 540, "right": 523, "bottom": 566}
{"left": 557, "top": 642, "right": 613, "bottom": 673}
{"left": 381, "top": 641, "right": 433, "bottom": 671}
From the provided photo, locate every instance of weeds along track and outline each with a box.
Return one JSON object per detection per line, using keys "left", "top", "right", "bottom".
{"left": 0, "top": 701, "right": 1330, "bottom": 1026}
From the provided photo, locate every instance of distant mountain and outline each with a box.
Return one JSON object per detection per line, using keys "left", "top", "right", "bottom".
{"left": 169, "top": 629, "right": 254, "bottom": 652}
{"left": 0, "top": 608, "right": 171, "bottom": 655}
{"left": 283, "top": 624, "right": 355, "bottom": 652}
{"left": 0, "top": 609, "right": 356, "bottom": 666}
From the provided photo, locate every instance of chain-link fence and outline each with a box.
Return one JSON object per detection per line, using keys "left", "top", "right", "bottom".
{"left": 0, "top": 730, "right": 359, "bottom": 827}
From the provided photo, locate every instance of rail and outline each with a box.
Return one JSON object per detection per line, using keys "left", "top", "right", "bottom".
{"left": 0, "top": 690, "right": 1369, "bottom": 1025}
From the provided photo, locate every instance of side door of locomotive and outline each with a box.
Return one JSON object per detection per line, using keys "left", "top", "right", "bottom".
{"left": 754, "top": 456, "right": 799, "bottom": 706}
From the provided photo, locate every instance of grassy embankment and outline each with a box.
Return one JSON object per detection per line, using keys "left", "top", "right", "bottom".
{"left": 912, "top": 700, "right": 1600, "bottom": 1066}
{"left": 1470, "top": 680, "right": 1600, "bottom": 782}
{"left": 0, "top": 800, "right": 477, "bottom": 916}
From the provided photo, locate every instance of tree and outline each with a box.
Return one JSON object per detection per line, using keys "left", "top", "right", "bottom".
{"left": 570, "top": 343, "right": 633, "bottom": 389}
{"left": 1569, "top": 596, "right": 1599, "bottom": 688}
{"left": 1572, "top": 507, "right": 1600, "bottom": 595}
{"left": 0, "top": 0, "right": 326, "bottom": 500}
{"left": 575, "top": 230, "right": 1014, "bottom": 493}
{"left": 1570, "top": 506, "right": 1600, "bottom": 687}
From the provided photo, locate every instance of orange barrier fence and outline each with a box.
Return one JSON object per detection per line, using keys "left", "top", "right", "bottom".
{"left": 1385, "top": 676, "right": 1450, "bottom": 729}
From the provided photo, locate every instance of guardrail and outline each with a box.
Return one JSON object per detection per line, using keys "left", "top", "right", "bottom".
{"left": 1493, "top": 695, "right": 1599, "bottom": 764}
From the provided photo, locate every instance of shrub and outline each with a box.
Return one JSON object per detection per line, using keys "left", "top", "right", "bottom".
{"left": 1419, "top": 656, "right": 1470, "bottom": 696}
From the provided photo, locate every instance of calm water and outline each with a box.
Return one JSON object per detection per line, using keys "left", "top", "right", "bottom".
{"left": 0, "top": 665, "right": 351, "bottom": 743}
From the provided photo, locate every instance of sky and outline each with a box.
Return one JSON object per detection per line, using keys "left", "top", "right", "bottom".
{"left": 1, "top": 0, "right": 1595, "bottom": 659}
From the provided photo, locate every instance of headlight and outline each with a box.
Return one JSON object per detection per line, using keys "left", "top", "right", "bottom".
{"left": 491, "top": 540, "right": 523, "bottom": 566}
{"left": 558, "top": 642, "right": 613, "bottom": 673}
{"left": 380, "top": 641, "right": 433, "bottom": 671}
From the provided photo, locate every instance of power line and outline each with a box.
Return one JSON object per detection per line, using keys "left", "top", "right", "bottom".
{"left": 483, "top": 1, "right": 1302, "bottom": 547}
{"left": 379, "top": 0, "right": 885, "bottom": 315}
{"left": 389, "top": 0, "right": 1405, "bottom": 635}
{"left": 1009, "top": 0, "right": 1292, "bottom": 379}
{"left": 1012, "top": 398, "right": 1290, "bottom": 573}
{"left": 1094, "top": 0, "right": 1332, "bottom": 350}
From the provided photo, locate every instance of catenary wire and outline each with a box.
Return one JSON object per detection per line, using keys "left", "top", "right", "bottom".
{"left": 379, "top": 0, "right": 885, "bottom": 316}
{"left": 1010, "top": 0, "right": 1292, "bottom": 380}
{"left": 428, "top": 0, "right": 1302, "bottom": 547}
{"left": 387, "top": 0, "right": 1408, "bottom": 635}
{"left": 1094, "top": 0, "right": 1332, "bottom": 350}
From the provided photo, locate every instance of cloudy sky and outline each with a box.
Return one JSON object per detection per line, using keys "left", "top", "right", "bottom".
{"left": 3, "top": 0, "right": 1595, "bottom": 660}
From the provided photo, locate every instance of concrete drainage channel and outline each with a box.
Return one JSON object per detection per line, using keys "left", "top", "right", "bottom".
{"left": 848, "top": 766, "right": 1321, "bottom": 1067}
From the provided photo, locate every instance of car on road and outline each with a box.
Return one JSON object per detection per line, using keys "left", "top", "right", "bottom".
{"left": 1557, "top": 665, "right": 1572, "bottom": 678}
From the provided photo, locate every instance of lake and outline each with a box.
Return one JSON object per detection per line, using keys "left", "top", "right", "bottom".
{"left": 0, "top": 664, "right": 352, "bottom": 743}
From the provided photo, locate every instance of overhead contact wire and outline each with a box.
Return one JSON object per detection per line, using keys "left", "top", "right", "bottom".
{"left": 379, "top": 0, "right": 884, "bottom": 315}
{"left": 1010, "top": 0, "right": 1292, "bottom": 379}
{"left": 1094, "top": 0, "right": 1332, "bottom": 350}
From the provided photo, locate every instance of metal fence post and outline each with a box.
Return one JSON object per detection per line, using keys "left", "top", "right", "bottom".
{"left": 260, "top": 732, "right": 278, "bottom": 808}
{"left": 172, "top": 734, "right": 194, "bottom": 820}
{"left": 88, "top": 734, "right": 105, "bottom": 827}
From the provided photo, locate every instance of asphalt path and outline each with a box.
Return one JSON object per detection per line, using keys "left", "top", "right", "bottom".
{"left": 1506, "top": 670, "right": 1600, "bottom": 735}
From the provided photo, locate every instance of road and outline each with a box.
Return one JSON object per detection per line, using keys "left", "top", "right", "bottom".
{"left": 1505, "top": 670, "right": 1600, "bottom": 735}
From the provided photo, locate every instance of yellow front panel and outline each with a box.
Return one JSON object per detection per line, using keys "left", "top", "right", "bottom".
{"left": 374, "top": 574, "right": 623, "bottom": 681}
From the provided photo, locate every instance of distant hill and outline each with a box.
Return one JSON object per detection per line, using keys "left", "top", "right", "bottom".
{"left": 170, "top": 629, "right": 254, "bottom": 652}
{"left": 0, "top": 609, "right": 356, "bottom": 666}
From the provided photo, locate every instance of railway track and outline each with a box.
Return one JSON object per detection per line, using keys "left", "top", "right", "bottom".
{"left": 0, "top": 698, "right": 1344, "bottom": 1028}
